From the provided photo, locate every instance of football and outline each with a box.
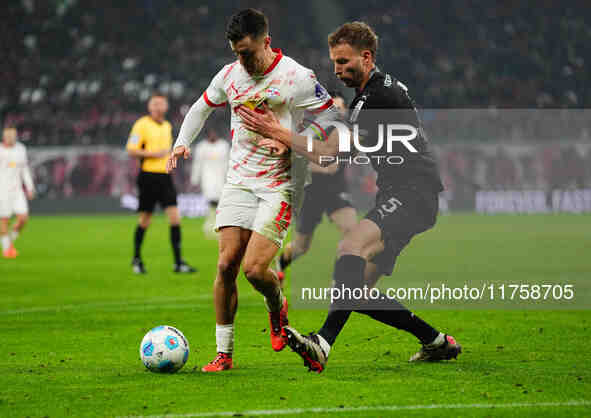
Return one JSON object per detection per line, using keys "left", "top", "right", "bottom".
{"left": 140, "top": 325, "right": 190, "bottom": 373}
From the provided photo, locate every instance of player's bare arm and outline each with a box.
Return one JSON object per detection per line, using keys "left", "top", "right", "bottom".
{"left": 167, "top": 83, "right": 222, "bottom": 173}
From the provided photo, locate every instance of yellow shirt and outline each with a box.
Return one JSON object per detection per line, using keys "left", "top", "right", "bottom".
{"left": 126, "top": 116, "right": 173, "bottom": 173}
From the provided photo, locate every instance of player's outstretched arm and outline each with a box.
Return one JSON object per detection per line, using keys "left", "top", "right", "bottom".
{"left": 169, "top": 66, "right": 228, "bottom": 172}
{"left": 168, "top": 97, "right": 217, "bottom": 173}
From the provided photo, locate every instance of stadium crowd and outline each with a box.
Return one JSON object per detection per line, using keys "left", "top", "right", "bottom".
{"left": 2, "top": 0, "right": 589, "bottom": 146}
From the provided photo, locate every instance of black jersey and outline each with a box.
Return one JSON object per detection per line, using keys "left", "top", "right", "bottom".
{"left": 310, "top": 164, "right": 347, "bottom": 191}
{"left": 349, "top": 70, "right": 443, "bottom": 192}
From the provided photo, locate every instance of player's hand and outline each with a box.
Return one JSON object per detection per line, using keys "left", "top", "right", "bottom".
{"left": 237, "top": 102, "right": 282, "bottom": 140}
{"left": 26, "top": 190, "right": 35, "bottom": 200}
{"left": 258, "top": 137, "right": 289, "bottom": 156}
{"left": 166, "top": 146, "right": 191, "bottom": 173}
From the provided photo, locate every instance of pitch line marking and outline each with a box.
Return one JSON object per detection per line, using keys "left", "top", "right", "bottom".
{"left": 0, "top": 295, "right": 226, "bottom": 315}
{"left": 121, "top": 400, "right": 591, "bottom": 418}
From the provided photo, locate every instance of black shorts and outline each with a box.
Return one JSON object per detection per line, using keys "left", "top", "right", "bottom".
{"left": 137, "top": 171, "right": 178, "bottom": 213}
{"left": 296, "top": 183, "right": 353, "bottom": 234}
{"left": 365, "top": 184, "right": 439, "bottom": 276}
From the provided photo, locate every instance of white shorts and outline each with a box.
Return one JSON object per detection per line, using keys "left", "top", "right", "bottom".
{"left": 215, "top": 183, "right": 293, "bottom": 247}
{"left": 0, "top": 190, "right": 28, "bottom": 218}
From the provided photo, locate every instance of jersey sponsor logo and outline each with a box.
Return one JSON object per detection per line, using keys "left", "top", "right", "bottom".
{"left": 129, "top": 134, "right": 140, "bottom": 145}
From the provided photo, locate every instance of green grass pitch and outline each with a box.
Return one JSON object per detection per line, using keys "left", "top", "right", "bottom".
{"left": 1, "top": 214, "right": 590, "bottom": 417}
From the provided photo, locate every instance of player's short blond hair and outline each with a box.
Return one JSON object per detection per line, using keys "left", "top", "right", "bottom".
{"left": 328, "top": 22, "right": 379, "bottom": 60}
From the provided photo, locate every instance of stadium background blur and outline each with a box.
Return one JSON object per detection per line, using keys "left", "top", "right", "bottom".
{"left": 2, "top": 0, "right": 591, "bottom": 213}
{"left": 2, "top": 3, "right": 591, "bottom": 416}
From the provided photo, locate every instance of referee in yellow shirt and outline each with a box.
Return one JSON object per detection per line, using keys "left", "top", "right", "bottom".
{"left": 126, "top": 92, "right": 197, "bottom": 274}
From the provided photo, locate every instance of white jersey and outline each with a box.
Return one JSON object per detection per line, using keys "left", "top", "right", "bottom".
{"left": 0, "top": 142, "right": 34, "bottom": 197}
{"left": 175, "top": 48, "right": 336, "bottom": 192}
{"left": 191, "top": 138, "right": 230, "bottom": 201}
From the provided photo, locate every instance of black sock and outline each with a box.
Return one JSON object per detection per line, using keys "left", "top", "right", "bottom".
{"left": 170, "top": 225, "right": 182, "bottom": 265}
{"left": 279, "top": 252, "right": 291, "bottom": 270}
{"left": 134, "top": 226, "right": 146, "bottom": 259}
{"left": 318, "top": 255, "right": 366, "bottom": 346}
{"left": 356, "top": 293, "right": 439, "bottom": 344}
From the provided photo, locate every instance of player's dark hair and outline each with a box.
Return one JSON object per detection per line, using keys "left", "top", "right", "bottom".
{"left": 328, "top": 22, "right": 379, "bottom": 60}
{"left": 226, "top": 8, "right": 269, "bottom": 42}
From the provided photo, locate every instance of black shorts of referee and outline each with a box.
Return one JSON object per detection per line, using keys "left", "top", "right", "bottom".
{"left": 137, "top": 171, "right": 178, "bottom": 213}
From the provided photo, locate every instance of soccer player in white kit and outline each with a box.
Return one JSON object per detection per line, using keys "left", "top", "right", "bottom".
{"left": 190, "top": 128, "right": 230, "bottom": 238}
{"left": 167, "top": 9, "right": 337, "bottom": 371}
{"left": 0, "top": 127, "right": 35, "bottom": 259}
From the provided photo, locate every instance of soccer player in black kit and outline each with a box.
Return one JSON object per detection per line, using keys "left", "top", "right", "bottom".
{"left": 237, "top": 22, "right": 461, "bottom": 373}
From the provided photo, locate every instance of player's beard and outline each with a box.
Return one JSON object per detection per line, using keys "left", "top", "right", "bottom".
{"left": 244, "top": 54, "right": 266, "bottom": 76}
{"left": 339, "top": 65, "right": 364, "bottom": 89}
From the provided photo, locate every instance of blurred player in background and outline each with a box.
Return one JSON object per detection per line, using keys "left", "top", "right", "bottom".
{"left": 0, "top": 126, "right": 35, "bottom": 259}
{"left": 167, "top": 9, "right": 338, "bottom": 372}
{"left": 190, "top": 128, "right": 230, "bottom": 238}
{"left": 126, "top": 92, "right": 197, "bottom": 275}
{"left": 275, "top": 93, "right": 357, "bottom": 282}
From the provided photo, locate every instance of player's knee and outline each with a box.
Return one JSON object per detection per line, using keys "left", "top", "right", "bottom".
{"left": 138, "top": 215, "right": 151, "bottom": 229}
{"left": 217, "top": 255, "right": 241, "bottom": 280}
{"left": 337, "top": 235, "right": 364, "bottom": 258}
{"left": 218, "top": 259, "right": 240, "bottom": 280}
{"left": 339, "top": 223, "right": 356, "bottom": 237}
{"left": 242, "top": 260, "right": 266, "bottom": 283}
{"left": 167, "top": 208, "right": 181, "bottom": 225}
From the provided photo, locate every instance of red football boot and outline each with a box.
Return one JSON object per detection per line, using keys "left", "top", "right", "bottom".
{"left": 201, "top": 352, "right": 233, "bottom": 372}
